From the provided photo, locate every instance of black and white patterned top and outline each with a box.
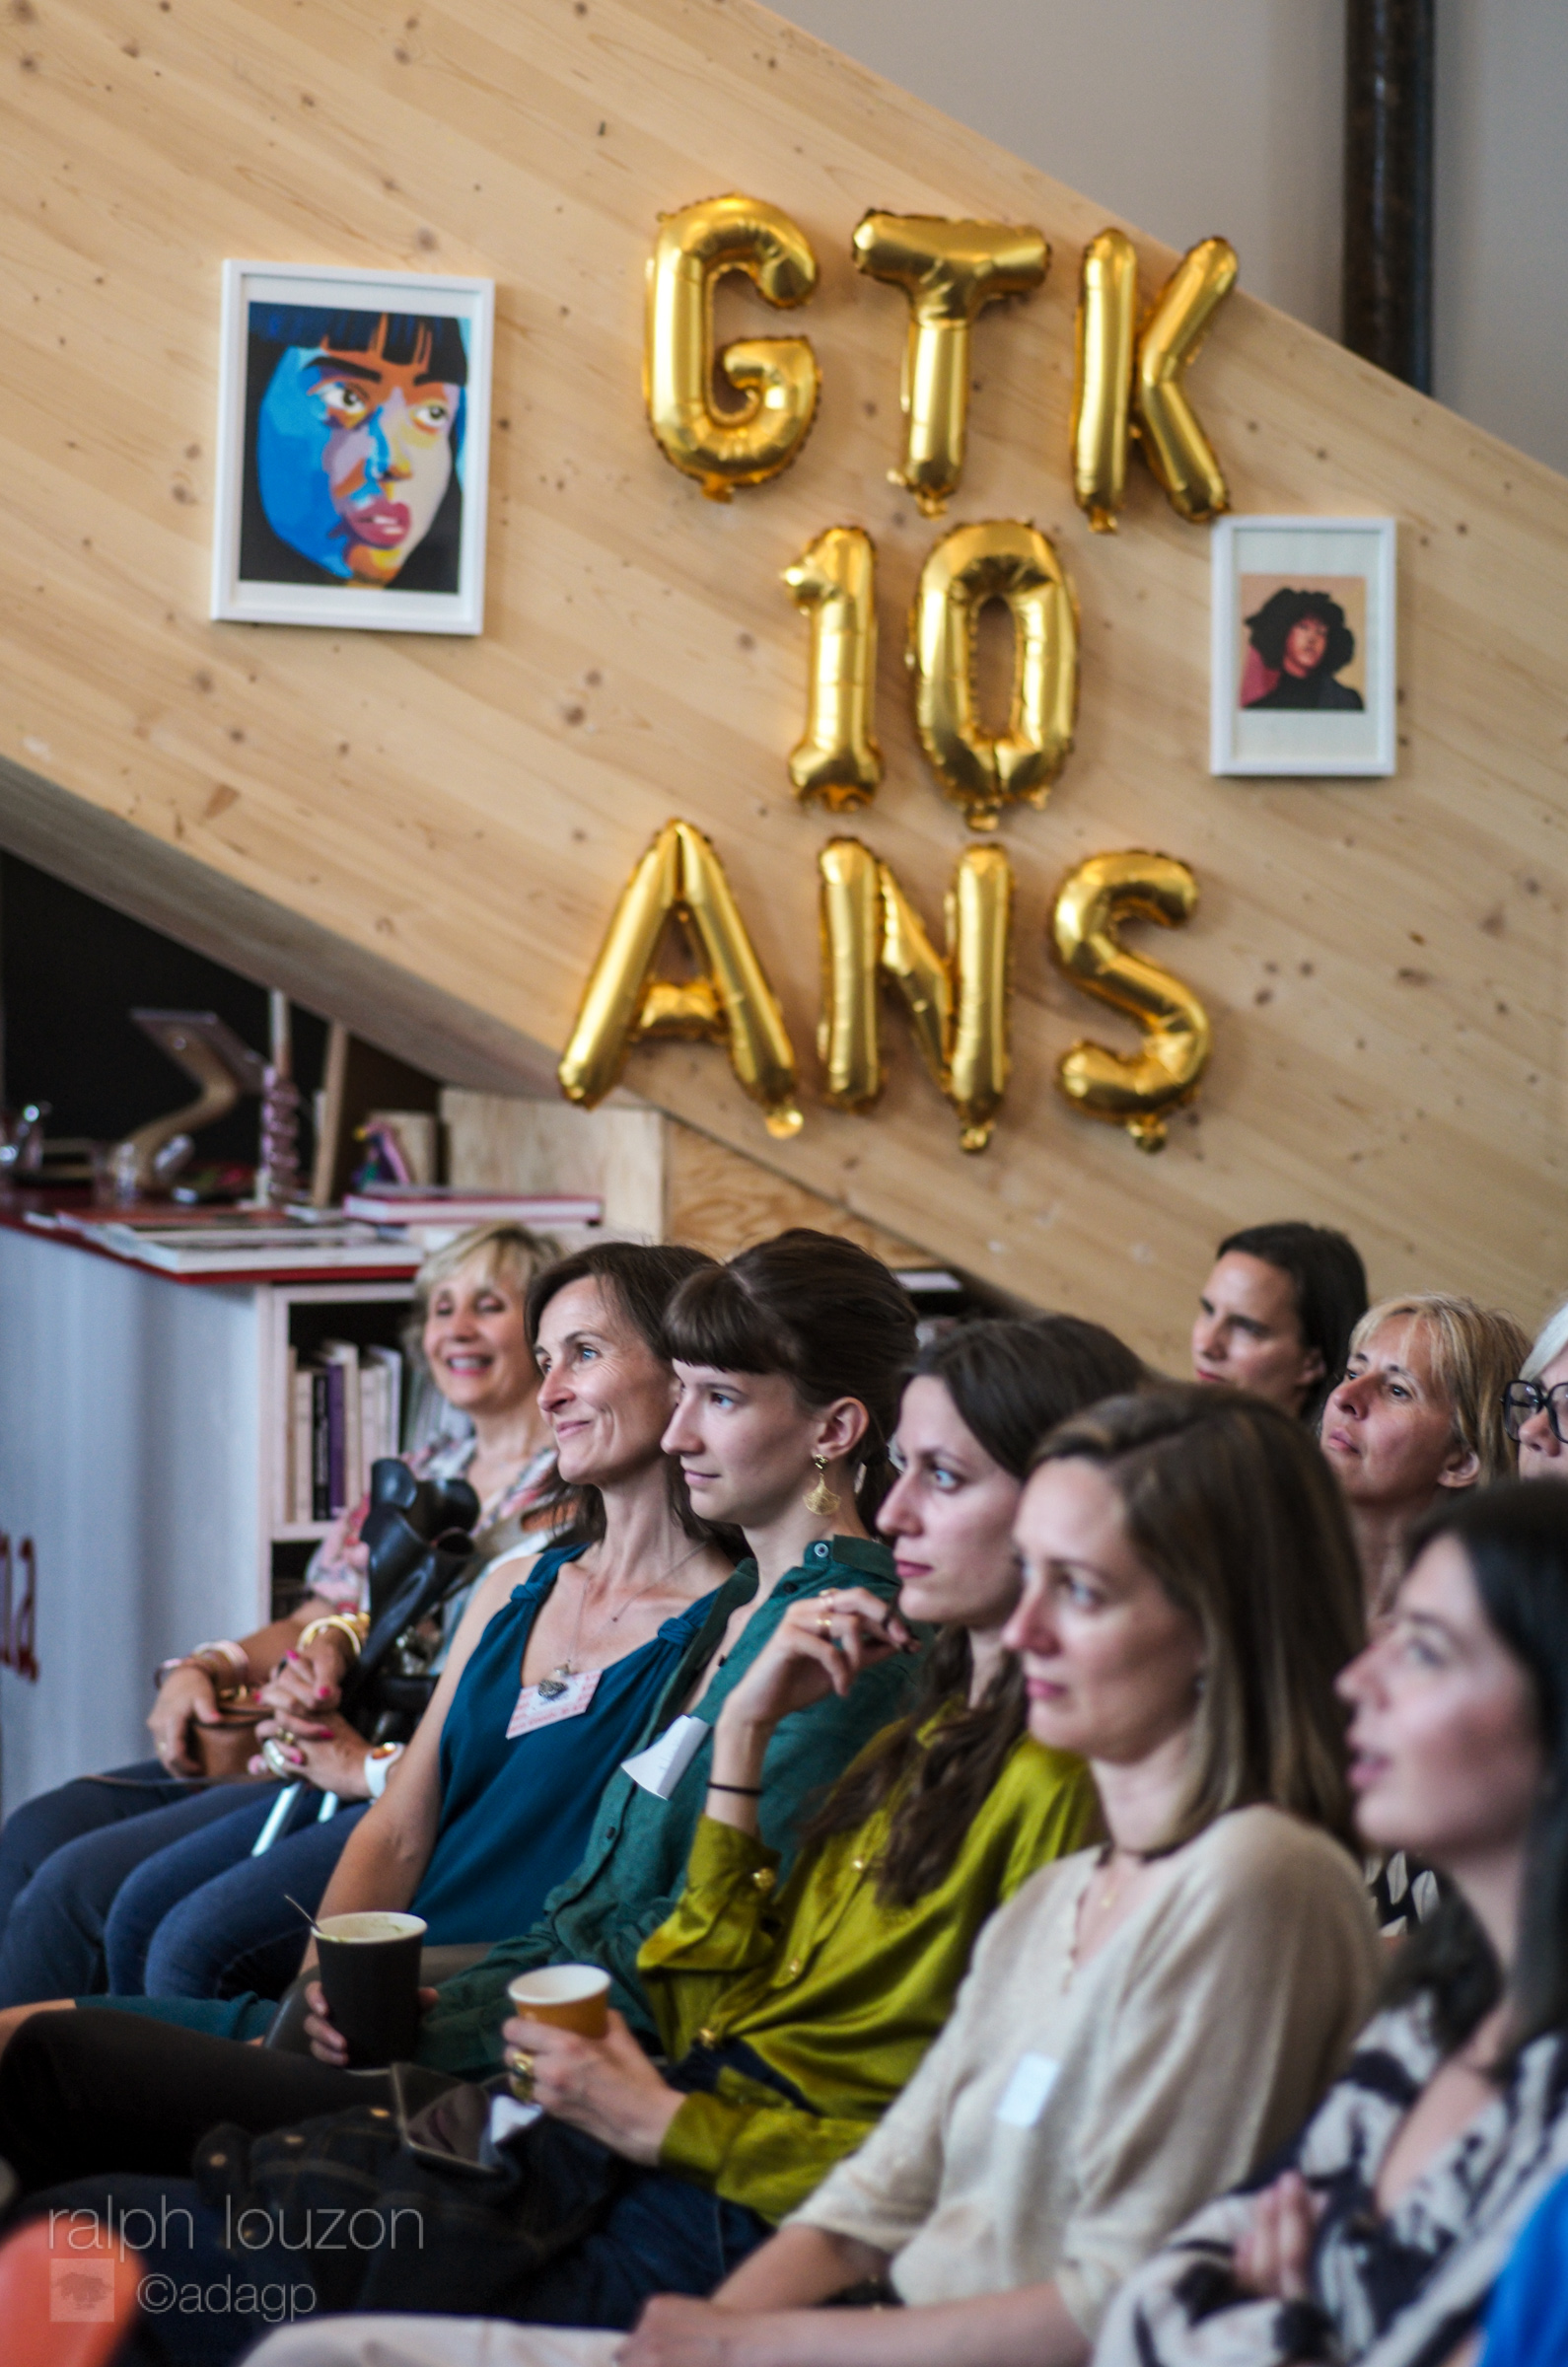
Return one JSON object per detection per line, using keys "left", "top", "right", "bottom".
{"left": 1095, "top": 1996, "right": 1568, "bottom": 2367}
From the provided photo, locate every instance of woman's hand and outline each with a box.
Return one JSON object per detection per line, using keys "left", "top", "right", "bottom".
{"left": 501, "top": 2009, "right": 683, "bottom": 2165}
{"left": 1233, "top": 2171, "right": 1320, "bottom": 2302}
{"left": 719, "top": 1587, "right": 914, "bottom": 1737}
{"left": 621, "top": 2297, "right": 747, "bottom": 2367}
{"left": 304, "top": 1980, "right": 439, "bottom": 2067}
{"left": 258, "top": 1634, "right": 356, "bottom": 1728}
{"left": 249, "top": 1710, "right": 377, "bottom": 1798}
{"left": 147, "top": 1662, "right": 225, "bottom": 1777}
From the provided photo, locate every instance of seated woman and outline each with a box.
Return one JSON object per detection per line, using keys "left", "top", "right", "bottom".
{"left": 0, "top": 1220, "right": 564, "bottom": 2008}
{"left": 1321, "top": 1291, "right": 1529, "bottom": 1937}
{"left": 1095, "top": 1478, "right": 1568, "bottom": 2367}
{"left": 1319, "top": 1292, "right": 1527, "bottom": 1619}
{"left": 2, "top": 1309, "right": 1126, "bottom": 2360}
{"left": 1504, "top": 1291, "right": 1568, "bottom": 1480}
{"left": 0, "top": 1230, "right": 923, "bottom": 2157}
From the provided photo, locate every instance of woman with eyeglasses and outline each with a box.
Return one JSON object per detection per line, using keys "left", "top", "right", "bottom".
{"left": 1504, "top": 1297, "right": 1568, "bottom": 1480}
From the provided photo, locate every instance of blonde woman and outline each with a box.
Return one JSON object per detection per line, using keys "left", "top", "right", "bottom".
{"left": 0, "top": 1222, "right": 561, "bottom": 2009}
{"left": 1319, "top": 1292, "right": 1529, "bottom": 1620}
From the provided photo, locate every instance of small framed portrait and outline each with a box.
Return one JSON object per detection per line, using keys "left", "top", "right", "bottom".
{"left": 1209, "top": 516, "right": 1396, "bottom": 776}
{"left": 210, "top": 261, "right": 494, "bottom": 634}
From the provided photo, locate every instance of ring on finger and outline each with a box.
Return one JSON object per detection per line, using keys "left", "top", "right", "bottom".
{"left": 506, "top": 2046, "right": 535, "bottom": 2102}
{"left": 260, "top": 1732, "right": 300, "bottom": 1779}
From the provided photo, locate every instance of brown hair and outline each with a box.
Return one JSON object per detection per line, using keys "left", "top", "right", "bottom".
{"left": 801, "top": 1314, "right": 1142, "bottom": 1904}
{"left": 1349, "top": 1293, "right": 1531, "bottom": 1487}
{"left": 525, "top": 1241, "right": 725, "bottom": 1547}
{"left": 1033, "top": 1385, "right": 1365, "bottom": 1852}
{"left": 663, "top": 1230, "right": 918, "bottom": 1524}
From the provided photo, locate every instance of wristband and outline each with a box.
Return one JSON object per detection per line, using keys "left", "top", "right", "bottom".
{"left": 154, "top": 1648, "right": 244, "bottom": 1702}
{"left": 707, "top": 1780, "right": 764, "bottom": 1797}
{"left": 298, "top": 1612, "right": 371, "bottom": 1660}
{"left": 364, "top": 1742, "right": 405, "bottom": 1800}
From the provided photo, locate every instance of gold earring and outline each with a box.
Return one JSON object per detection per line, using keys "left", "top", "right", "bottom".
{"left": 804, "top": 1453, "right": 840, "bottom": 1517}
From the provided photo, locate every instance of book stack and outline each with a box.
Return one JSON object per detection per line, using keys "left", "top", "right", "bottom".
{"left": 286, "top": 1342, "right": 404, "bottom": 1524}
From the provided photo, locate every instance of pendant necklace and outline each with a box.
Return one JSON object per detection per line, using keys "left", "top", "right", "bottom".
{"left": 535, "top": 1542, "right": 706, "bottom": 1699}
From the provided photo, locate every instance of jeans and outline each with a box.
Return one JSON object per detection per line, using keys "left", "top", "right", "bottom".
{"left": 106, "top": 1798, "right": 366, "bottom": 1999}
{"left": 0, "top": 1769, "right": 282, "bottom": 2006}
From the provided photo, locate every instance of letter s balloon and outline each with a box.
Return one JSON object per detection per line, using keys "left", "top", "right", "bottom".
{"left": 1050, "top": 851, "right": 1211, "bottom": 1152}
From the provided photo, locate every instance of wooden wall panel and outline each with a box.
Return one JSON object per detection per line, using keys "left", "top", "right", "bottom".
{"left": 2, "top": 0, "right": 1567, "bottom": 1370}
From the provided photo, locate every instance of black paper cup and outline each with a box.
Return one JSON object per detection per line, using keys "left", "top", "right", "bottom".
{"left": 315, "top": 1910, "right": 427, "bottom": 2067}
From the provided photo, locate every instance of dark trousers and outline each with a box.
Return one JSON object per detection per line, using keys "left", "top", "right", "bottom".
{"left": 5, "top": 2010, "right": 766, "bottom": 2363}
{"left": 0, "top": 2004, "right": 377, "bottom": 2190}
{"left": 0, "top": 1767, "right": 280, "bottom": 2006}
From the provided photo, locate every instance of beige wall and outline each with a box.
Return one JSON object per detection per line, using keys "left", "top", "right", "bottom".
{"left": 0, "top": 0, "right": 1566, "bottom": 1376}
{"left": 767, "top": 0, "right": 1568, "bottom": 478}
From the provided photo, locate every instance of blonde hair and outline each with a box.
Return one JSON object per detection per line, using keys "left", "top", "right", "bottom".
{"left": 1349, "top": 1293, "right": 1532, "bottom": 1486}
{"left": 409, "top": 1221, "right": 559, "bottom": 1343}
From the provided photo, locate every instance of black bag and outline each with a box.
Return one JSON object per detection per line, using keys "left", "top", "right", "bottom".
{"left": 192, "top": 2068, "right": 628, "bottom": 2317}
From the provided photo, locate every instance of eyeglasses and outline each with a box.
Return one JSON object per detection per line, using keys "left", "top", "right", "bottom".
{"left": 1502, "top": 1380, "right": 1568, "bottom": 1444}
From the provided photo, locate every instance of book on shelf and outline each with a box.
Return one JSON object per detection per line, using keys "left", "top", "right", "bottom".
{"left": 290, "top": 1340, "right": 408, "bottom": 1528}
{"left": 340, "top": 1186, "right": 603, "bottom": 1228}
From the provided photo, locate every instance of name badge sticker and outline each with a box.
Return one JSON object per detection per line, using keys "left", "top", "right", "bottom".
{"left": 622, "top": 1712, "right": 710, "bottom": 1799}
{"left": 994, "top": 2052, "right": 1061, "bottom": 2128}
{"left": 506, "top": 1668, "right": 602, "bottom": 1740}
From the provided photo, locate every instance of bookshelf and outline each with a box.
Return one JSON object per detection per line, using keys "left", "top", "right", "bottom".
{"left": 0, "top": 1214, "right": 417, "bottom": 1809}
{"left": 259, "top": 1282, "right": 417, "bottom": 1617}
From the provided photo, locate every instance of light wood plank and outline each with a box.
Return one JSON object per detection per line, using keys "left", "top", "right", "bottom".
{"left": 0, "top": 0, "right": 1565, "bottom": 1370}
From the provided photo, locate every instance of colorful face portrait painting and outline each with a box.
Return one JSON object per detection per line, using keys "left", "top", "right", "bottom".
{"left": 1209, "top": 518, "right": 1396, "bottom": 776}
{"left": 211, "top": 263, "right": 493, "bottom": 633}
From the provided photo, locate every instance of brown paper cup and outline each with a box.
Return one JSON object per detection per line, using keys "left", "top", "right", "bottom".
{"left": 506, "top": 1965, "right": 610, "bottom": 2039}
{"left": 315, "top": 1910, "right": 428, "bottom": 2067}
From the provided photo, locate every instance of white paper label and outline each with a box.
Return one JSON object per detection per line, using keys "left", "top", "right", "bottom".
{"left": 506, "top": 1667, "right": 602, "bottom": 1740}
{"left": 488, "top": 2091, "right": 542, "bottom": 2144}
{"left": 994, "top": 2052, "right": 1060, "bottom": 2128}
{"left": 622, "top": 1712, "right": 709, "bottom": 1799}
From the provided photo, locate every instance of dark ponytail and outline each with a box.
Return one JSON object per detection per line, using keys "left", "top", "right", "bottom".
{"left": 663, "top": 1229, "right": 918, "bottom": 1524}
{"left": 799, "top": 1314, "right": 1140, "bottom": 1903}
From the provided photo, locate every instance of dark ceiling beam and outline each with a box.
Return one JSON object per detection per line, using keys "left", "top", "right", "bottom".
{"left": 1343, "top": 0, "right": 1435, "bottom": 392}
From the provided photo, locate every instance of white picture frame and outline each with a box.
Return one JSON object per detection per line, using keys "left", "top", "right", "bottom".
{"left": 1210, "top": 516, "right": 1397, "bottom": 776}
{"left": 210, "top": 260, "right": 494, "bottom": 635}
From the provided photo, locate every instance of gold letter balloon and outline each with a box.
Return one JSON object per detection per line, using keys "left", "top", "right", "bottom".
{"left": 782, "top": 527, "right": 883, "bottom": 810}
{"left": 908, "top": 520, "right": 1079, "bottom": 832}
{"left": 1070, "top": 230, "right": 1138, "bottom": 532}
{"left": 852, "top": 213, "right": 1048, "bottom": 515}
{"left": 1049, "top": 851, "right": 1211, "bottom": 1153}
{"left": 818, "top": 837, "right": 1013, "bottom": 1151}
{"left": 1070, "top": 232, "right": 1237, "bottom": 530}
{"left": 559, "top": 821, "right": 803, "bottom": 1138}
{"left": 643, "top": 195, "right": 820, "bottom": 500}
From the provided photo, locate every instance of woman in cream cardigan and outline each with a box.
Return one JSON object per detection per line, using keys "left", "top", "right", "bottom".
{"left": 237, "top": 1384, "right": 1383, "bottom": 2367}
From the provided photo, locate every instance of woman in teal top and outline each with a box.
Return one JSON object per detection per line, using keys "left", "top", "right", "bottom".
{"left": 411, "top": 1541, "right": 721, "bottom": 1943}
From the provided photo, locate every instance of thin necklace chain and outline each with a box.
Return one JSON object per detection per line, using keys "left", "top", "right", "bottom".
{"left": 537, "top": 1541, "right": 707, "bottom": 1698}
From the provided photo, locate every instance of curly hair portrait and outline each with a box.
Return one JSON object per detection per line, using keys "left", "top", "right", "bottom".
{"left": 1245, "top": 586, "right": 1356, "bottom": 677}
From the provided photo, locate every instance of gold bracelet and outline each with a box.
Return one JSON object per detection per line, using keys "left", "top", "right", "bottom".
{"left": 297, "top": 1612, "right": 370, "bottom": 1660}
